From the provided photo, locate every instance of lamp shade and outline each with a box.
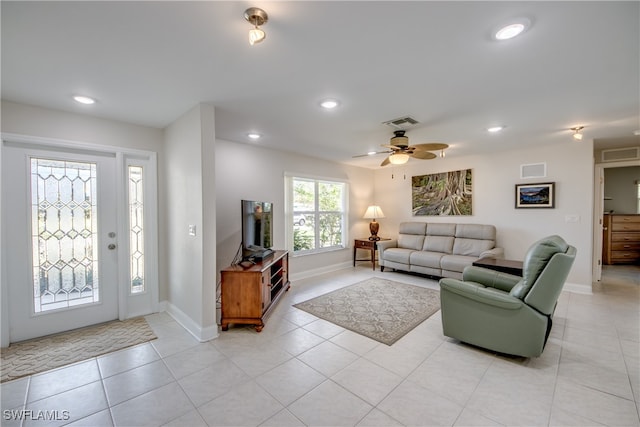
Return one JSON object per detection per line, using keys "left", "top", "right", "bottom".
{"left": 249, "top": 28, "right": 266, "bottom": 45}
{"left": 363, "top": 205, "right": 385, "bottom": 219}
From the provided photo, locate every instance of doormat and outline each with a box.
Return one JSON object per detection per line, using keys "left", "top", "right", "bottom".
{"left": 294, "top": 277, "right": 440, "bottom": 345}
{"left": 1, "top": 317, "right": 156, "bottom": 383}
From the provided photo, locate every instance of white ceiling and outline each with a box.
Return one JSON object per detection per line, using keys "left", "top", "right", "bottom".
{"left": 2, "top": 1, "right": 639, "bottom": 168}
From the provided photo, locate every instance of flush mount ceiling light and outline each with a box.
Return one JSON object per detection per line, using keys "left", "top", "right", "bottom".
{"left": 244, "top": 7, "right": 268, "bottom": 46}
{"left": 571, "top": 126, "right": 584, "bottom": 140}
{"left": 73, "top": 95, "right": 95, "bottom": 105}
{"left": 494, "top": 18, "right": 530, "bottom": 40}
{"left": 320, "top": 99, "right": 339, "bottom": 109}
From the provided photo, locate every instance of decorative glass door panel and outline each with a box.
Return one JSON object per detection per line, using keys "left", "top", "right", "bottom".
{"left": 31, "top": 158, "right": 100, "bottom": 312}
{"left": 128, "top": 165, "right": 145, "bottom": 294}
{"left": 3, "top": 144, "right": 119, "bottom": 342}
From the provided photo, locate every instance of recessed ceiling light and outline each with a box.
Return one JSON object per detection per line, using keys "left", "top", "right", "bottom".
{"left": 367, "top": 151, "right": 377, "bottom": 156}
{"left": 487, "top": 126, "right": 505, "bottom": 133}
{"left": 320, "top": 99, "right": 339, "bottom": 109}
{"left": 495, "top": 24, "right": 524, "bottom": 40}
{"left": 247, "top": 133, "right": 261, "bottom": 140}
{"left": 494, "top": 18, "right": 530, "bottom": 41}
{"left": 73, "top": 95, "right": 95, "bottom": 105}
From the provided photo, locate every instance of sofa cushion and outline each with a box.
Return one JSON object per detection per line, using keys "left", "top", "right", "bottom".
{"left": 422, "top": 235, "right": 454, "bottom": 254}
{"left": 426, "top": 223, "right": 456, "bottom": 237}
{"left": 441, "top": 254, "right": 478, "bottom": 273}
{"left": 410, "top": 265, "right": 442, "bottom": 277}
{"left": 398, "top": 234, "right": 425, "bottom": 250}
{"left": 410, "top": 251, "right": 444, "bottom": 269}
{"left": 383, "top": 248, "right": 414, "bottom": 264}
{"left": 453, "top": 238, "right": 494, "bottom": 256}
{"left": 399, "top": 222, "right": 427, "bottom": 235}
{"left": 455, "top": 224, "right": 496, "bottom": 240}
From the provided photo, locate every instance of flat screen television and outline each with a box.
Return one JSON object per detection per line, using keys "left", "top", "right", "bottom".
{"left": 241, "top": 200, "right": 274, "bottom": 260}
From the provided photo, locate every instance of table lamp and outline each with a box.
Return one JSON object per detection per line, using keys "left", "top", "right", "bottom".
{"left": 363, "top": 205, "right": 385, "bottom": 241}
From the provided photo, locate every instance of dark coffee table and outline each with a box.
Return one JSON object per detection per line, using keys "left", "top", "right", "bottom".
{"left": 472, "top": 258, "right": 523, "bottom": 276}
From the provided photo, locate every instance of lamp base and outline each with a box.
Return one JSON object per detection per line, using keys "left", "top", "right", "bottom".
{"left": 368, "top": 220, "right": 380, "bottom": 241}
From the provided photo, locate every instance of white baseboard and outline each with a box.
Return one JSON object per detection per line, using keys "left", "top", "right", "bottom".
{"left": 562, "top": 281, "right": 593, "bottom": 295}
{"left": 161, "top": 301, "right": 219, "bottom": 342}
{"left": 290, "top": 261, "right": 353, "bottom": 282}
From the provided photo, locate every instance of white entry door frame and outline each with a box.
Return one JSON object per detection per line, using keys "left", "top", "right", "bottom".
{"left": 1, "top": 133, "right": 158, "bottom": 346}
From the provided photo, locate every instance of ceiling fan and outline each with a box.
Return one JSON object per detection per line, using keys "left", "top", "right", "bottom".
{"left": 354, "top": 130, "right": 449, "bottom": 166}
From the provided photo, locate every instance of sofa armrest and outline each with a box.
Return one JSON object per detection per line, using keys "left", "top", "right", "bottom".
{"left": 439, "top": 278, "right": 524, "bottom": 310}
{"left": 376, "top": 239, "right": 397, "bottom": 251}
{"left": 462, "top": 266, "right": 521, "bottom": 293}
{"left": 376, "top": 239, "right": 397, "bottom": 267}
{"left": 479, "top": 247, "right": 504, "bottom": 259}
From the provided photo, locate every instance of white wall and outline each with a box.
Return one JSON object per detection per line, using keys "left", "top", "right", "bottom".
{"left": 215, "top": 139, "right": 374, "bottom": 281}
{"left": 163, "top": 104, "right": 217, "bottom": 341}
{"left": 374, "top": 139, "right": 594, "bottom": 290}
{"left": 1, "top": 101, "right": 163, "bottom": 151}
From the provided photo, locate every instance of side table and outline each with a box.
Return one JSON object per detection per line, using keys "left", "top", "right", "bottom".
{"left": 353, "top": 238, "right": 390, "bottom": 270}
{"left": 472, "top": 258, "right": 524, "bottom": 276}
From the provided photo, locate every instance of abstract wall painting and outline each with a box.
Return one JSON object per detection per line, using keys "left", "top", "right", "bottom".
{"left": 412, "top": 169, "right": 472, "bottom": 216}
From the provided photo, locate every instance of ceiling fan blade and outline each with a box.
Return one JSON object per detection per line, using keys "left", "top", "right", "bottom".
{"left": 411, "top": 143, "right": 449, "bottom": 151}
{"left": 380, "top": 144, "right": 403, "bottom": 150}
{"left": 352, "top": 150, "right": 392, "bottom": 158}
{"left": 380, "top": 157, "right": 391, "bottom": 166}
{"left": 410, "top": 151, "right": 437, "bottom": 160}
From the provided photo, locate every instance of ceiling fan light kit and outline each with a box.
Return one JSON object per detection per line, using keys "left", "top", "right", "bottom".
{"left": 389, "top": 152, "right": 410, "bottom": 165}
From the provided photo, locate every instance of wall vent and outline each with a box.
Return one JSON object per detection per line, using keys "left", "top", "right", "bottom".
{"left": 520, "top": 162, "right": 547, "bottom": 179}
{"left": 383, "top": 116, "right": 419, "bottom": 129}
{"left": 601, "top": 147, "right": 640, "bottom": 162}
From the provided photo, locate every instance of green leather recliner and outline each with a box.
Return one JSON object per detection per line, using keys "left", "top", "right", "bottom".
{"left": 439, "top": 235, "right": 576, "bottom": 357}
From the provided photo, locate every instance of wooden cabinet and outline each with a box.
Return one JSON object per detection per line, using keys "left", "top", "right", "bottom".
{"left": 220, "top": 250, "right": 289, "bottom": 332}
{"left": 603, "top": 214, "right": 640, "bottom": 264}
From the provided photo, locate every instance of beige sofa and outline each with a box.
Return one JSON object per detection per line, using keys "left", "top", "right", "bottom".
{"left": 377, "top": 222, "right": 503, "bottom": 279}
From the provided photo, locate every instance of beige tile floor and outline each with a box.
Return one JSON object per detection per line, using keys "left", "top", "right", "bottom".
{"left": 2, "top": 265, "right": 639, "bottom": 426}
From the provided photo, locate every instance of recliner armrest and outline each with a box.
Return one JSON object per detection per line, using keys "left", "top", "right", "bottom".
{"left": 462, "top": 266, "right": 521, "bottom": 292}
{"left": 440, "top": 278, "right": 524, "bottom": 310}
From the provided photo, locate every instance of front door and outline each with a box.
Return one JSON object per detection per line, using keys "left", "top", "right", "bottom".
{"left": 3, "top": 144, "right": 119, "bottom": 342}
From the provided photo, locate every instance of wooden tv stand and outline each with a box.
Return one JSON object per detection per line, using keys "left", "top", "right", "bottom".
{"left": 220, "top": 250, "right": 290, "bottom": 332}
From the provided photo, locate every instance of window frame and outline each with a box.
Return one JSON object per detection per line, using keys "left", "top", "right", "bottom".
{"left": 285, "top": 173, "right": 349, "bottom": 256}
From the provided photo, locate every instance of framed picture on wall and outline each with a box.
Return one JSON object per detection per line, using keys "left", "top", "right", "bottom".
{"left": 515, "top": 182, "right": 555, "bottom": 208}
{"left": 412, "top": 169, "right": 473, "bottom": 216}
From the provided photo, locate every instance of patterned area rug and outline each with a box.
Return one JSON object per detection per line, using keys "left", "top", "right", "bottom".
{"left": 294, "top": 277, "right": 440, "bottom": 345}
{"left": 1, "top": 317, "right": 156, "bottom": 383}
